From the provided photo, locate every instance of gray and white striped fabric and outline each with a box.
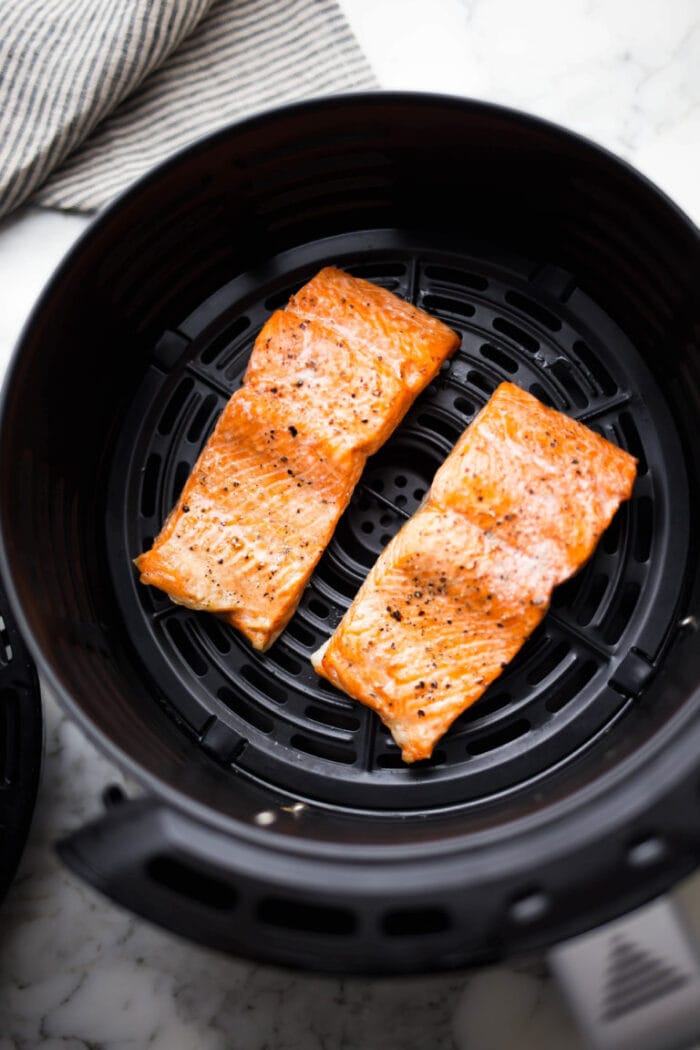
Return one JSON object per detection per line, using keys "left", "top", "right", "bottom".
{"left": 0, "top": 0, "right": 376, "bottom": 219}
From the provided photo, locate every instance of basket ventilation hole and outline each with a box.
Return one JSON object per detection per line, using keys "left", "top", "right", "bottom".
{"left": 257, "top": 897, "right": 356, "bottom": 935}
{"left": 417, "top": 413, "right": 463, "bottom": 443}
{"left": 459, "top": 690, "right": 511, "bottom": 723}
{"left": 200, "top": 315, "right": 250, "bottom": 366}
{"left": 305, "top": 705, "right": 361, "bottom": 731}
{"left": 292, "top": 735, "right": 356, "bottom": 765}
{"left": 467, "top": 370, "right": 497, "bottom": 395}
{"left": 602, "top": 505, "right": 625, "bottom": 554}
{"left": 308, "top": 598, "right": 329, "bottom": 620}
{"left": 529, "top": 382, "right": 555, "bottom": 407}
{"left": 240, "top": 665, "right": 287, "bottom": 705}
{"left": 467, "top": 719, "right": 530, "bottom": 755}
{"left": 573, "top": 339, "right": 617, "bottom": 395}
{"left": 285, "top": 620, "right": 316, "bottom": 648}
{"left": 271, "top": 649, "right": 302, "bottom": 676}
{"left": 147, "top": 856, "right": 237, "bottom": 911}
{"left": 602, "top": 582, "right": 641, "bottom": 645}
{"left": 165, "top": 619, "right": 207, "bottom": 677}
{"left": 633, "top": 497, "right": 653, "bottom": 563}
{"left": 421, "top": 294, "right": 476, "bottom": 321}
{"left": 382, "top": 907, "right": 450, "bottom": 936}
{"left": 218, "top": 686, "right": 273, "bottom": 734}
{"left": 576, "top": 574, "right": 609, "bottom": 627}
{"left": 492, "top": 317, "right": 539, "bottom": 353}
{"left": 453, "top": 396, "right": 475, "bottom": 417}
{"left": 158, "top": 377, "right": 194, "bottom": 436}
{"left": 361, "top": 521, "right": 374, "bottom": 534}
{"left": 619, "top": 412, "right": 648, "bottom": 474}
{"left": 550, "top": 360, "right": 588, "bottom": 408}
{"left": 172, "top": 460, "right": 191, "bottom": 504}
{"left": 187, "top": 394, "right": 219, "bottom": 443}
{"left": 424, "top": 264, "right": 488, "bottom": 290}
{"left": 505, "top": 290, "right": 562, "bottom": 331}
{"left": 526, "top": 640, "right": 570, "bottom": 685}
{"left": 198, "top": 615, "right": 231, "bottom": 654}
{"left": 480, "top": 343, "right": 518, "bottom": 374}
{"left": 545, "top": 660, "right": 597, "bottom": 713}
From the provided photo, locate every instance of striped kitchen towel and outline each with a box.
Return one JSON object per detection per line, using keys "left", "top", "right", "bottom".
{"left": 0, "top": 0, "right": 376, "bottom": 219}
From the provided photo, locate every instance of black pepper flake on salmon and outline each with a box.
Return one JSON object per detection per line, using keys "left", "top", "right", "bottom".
{"left": 136, "top": 266, "right": 460, "bottom": 652}
{"left": 313, "top": 381, "right": 637, "bottom": 763}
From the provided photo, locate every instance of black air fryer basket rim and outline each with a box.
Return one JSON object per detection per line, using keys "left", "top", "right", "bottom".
{"left": 0, "top": 91, "right": 698, "bottom": 878}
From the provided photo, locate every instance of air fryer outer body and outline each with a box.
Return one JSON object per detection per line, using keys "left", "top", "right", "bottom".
{"left": 1, "top": 94, "right": 699, "bottom": 972}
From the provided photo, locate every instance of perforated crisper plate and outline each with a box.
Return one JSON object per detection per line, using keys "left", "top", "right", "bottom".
{"left": 108, "top": 232, "right": 688, "bottom": 813}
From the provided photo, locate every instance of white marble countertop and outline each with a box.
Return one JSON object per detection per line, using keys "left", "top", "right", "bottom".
{"left": 0, "top": 1, "right": 699, "bottom": 1047}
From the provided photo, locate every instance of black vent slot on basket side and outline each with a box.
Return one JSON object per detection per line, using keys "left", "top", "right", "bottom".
{"left": 305, "top": 705, "right": 361, "bottom": 731}
{"left": 619, "top": 412, "right": 648, "bottom": 473}
{"left": 505, "top": 290, "right": 562, "bottom": 331}
{"left": 479, "top": 343, "right": 519, "bottom": 373}
{"left": 218, "top": 686, "right": 273, "bottom": 734}
{"left": 240, "top": 664, "right": 287, "bottom": 705}
{"left": 198, "top": 615, "right": 231, "bottom": 654}
{"left": 545, "top": 660, "right": 598, "bottom": 713}
{"left": 186, "top": 394, "right": 219, "bottom": 443}
{"left": 550, "top": 359, "right": 589, "bottom": 408}
{"left": 200, "top": 316, "right": 250, "bottom": 365}
{"left": 172, "top": 460, "right": 192, "bottom": 505}
{"left": 526, "top": 640, "right": 570, "bottom": 684}
{"left": 424, "top": 264, "right": 488, "bottom": 290}
{"left": 573, "top": 339, "right": 617, "bottom": 395}
{"left": 492, "top": 317, "right": 539, "bottom": 353}
{"left": 383, "top": 907, "right": 451, "bottom": 936}
{"left": 165, "top": 618, "right": 207, "bottom": 677}
{"left": 257, "top": 897, "right": 357, "bottom": 935}
{"left": 158, "top": 377, "right": 194, "bottom": 436}
{"left": 633, "top": 496, "right": 653, "bottom": 563}
{"left": 602, "top": 582, "right": 641, "bottom": 645}
{"left": 467, "top": 719, "right": 530, "bottom": 755}
{"left": 529, "top": 382, "right": 556, "bottom": 407}
{"left": 421, "top": 294, "right": 476, "bottom": 321}
{"left": 576, "top": 573, "right": 609, "bottom": 626}
{"left": 292, "top": 734, "right": 356, "bottom": 765}
{"left": 147, "top": 856, "right": 237, "bottom": 910}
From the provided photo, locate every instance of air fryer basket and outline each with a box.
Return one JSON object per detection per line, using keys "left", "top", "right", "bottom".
{"left": 1, "top": 94, "right": 698, "bottom": 974}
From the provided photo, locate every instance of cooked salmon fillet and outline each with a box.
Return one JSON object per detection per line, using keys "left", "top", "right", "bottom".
{"left": 135, "top": 267, "right": 460, "bottom": 650}
{"left": 312, "top": 382, "right": 637, "bottom": 762}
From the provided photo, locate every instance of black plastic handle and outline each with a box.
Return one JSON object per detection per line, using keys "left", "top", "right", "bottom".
{"left": 58, "top": 795, "right": 271, "bottom": 955}
{"left": 56, "top": 796, "right": 373, "bottom": 970}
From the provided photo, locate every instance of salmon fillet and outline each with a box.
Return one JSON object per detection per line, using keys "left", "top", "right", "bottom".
{"left": 135, "top": 267, "right": 460, "bottom": 650}
{"left": 312, "top": 382, "right": 637, "bottom": 762}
